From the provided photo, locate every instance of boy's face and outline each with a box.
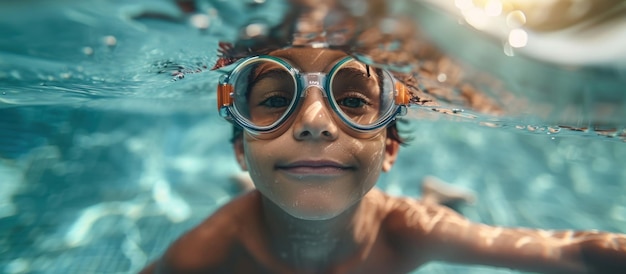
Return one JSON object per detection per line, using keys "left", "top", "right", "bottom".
{"left": 234, "top": 47, "right": 399, "bottom": 220}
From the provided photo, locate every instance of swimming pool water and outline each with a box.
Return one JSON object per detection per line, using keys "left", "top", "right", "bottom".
{"left": 1, "top": 1, "right": 625, "bottom": 273}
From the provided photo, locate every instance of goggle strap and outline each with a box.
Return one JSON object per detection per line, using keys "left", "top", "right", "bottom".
{"left": 217, "top": 83, "right": 234, "bottom": 111}
{"left": 395, "top": 82, "right": 410, "bottom": 105}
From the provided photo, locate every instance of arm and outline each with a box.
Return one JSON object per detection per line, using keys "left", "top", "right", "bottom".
{"left": 388, "top": 199, "right": 626, "bottom": 273}
{"left": 436, "top": 221, "right": 626, "bottom": 273}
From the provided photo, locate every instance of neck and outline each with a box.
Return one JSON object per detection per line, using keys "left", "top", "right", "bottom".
{"left": 260, "top": 195, "right": 372, "bottom": 271}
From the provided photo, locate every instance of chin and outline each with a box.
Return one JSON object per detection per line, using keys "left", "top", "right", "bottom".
{"left": 280, "top": 196, "right": 358, "bottom": 221}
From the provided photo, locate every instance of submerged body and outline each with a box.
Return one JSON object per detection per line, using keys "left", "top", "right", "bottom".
{"left": 141, "top": 47, "right": 626, "bottom": 274}
{"left": 142, "top": 188, "right": 625, "bottom": 274}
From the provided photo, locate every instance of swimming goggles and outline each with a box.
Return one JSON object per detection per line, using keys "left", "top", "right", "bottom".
{"left": 217, "top": 55, "right": 410, "bottom": 136}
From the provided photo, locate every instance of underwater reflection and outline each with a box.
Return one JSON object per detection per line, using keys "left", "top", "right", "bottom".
{"left": 201, "top": 0, "right": 626, "bottom": 140}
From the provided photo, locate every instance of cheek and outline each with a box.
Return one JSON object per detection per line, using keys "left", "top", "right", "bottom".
{"left": 343, "top": 136, "right": 387, "bottom": 189}
{"left": 241, "top": 136, "right": 287, "bottom": 196}
{"left": 242, "top": 139, "right": 269, "bottom": 178}
{"left": 349, "top": 136, "right": 387, "bottom": 168}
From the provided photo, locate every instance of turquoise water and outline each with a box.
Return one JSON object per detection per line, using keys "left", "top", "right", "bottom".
{"left": 1, "top": 1, "right": 626, "bottom": 273}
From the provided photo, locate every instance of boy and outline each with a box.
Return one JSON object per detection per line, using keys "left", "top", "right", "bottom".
{"left": 140, "top": 46, "right": 626, "bottom": 273}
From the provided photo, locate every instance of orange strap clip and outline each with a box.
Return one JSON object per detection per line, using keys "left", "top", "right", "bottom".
{"left": 395, "top": 82, "right": 410, "bottom": 105}
{"left": 217, "top": 84, "right": 234, "bottom": 110}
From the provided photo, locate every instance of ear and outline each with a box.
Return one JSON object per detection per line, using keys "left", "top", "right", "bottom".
{"left": 233, "top": 138, "right": 248, "bottom": 171}
{"left": 382, "top": 138, "right": 400, "bottom": 172}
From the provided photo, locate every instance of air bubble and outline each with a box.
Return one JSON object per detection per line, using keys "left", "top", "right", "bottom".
{"left": 437, "top": 73, "right": 447, "bottom": 82}
{"left": 82, "top": 46, "right": 94, "bottom": 56}
{"left": 172, "top": 72, "right": 184, "bottom": 80}
{"left": 190, "top": 14, "right": 210, "bottom": 30}
{"left": 508, "top": 28, "right": 528, "bottom": 48}
{"left": 503, "top": 42, "right": 515, "bottom": 57}
{"left": 242, "top": 22, "right": 268, "bottom": 39}
{"left": 480, "top": 122, "right": 500, "bottom": 128}
{"left": 104, "top": 35, "right": 117, "bottom": 47}
{"left": 548, "top": 127, "right": 561, "bottom": 134}
{"left": 506, "top": 10, "right": 526, "bottom": 28}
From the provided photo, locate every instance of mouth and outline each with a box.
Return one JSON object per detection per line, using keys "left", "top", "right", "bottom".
{"left": 276, "top": 160, "right": 353, "bottom": 176}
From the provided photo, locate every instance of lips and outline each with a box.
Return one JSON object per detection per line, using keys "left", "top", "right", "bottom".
{"left": 276, "top": 160, "right": 353, "bottom": 176}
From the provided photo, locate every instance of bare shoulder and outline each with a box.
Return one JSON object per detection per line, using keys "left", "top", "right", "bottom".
{"left": 376, "top": 190, "right": 469, "bottom": 244}
{"left": 158, "top": 191, "right": 263, "bottom": 271}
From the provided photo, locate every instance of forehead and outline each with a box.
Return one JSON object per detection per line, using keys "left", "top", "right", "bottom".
{"left": 268, "top": 48, "right": 349, "bottom": 72}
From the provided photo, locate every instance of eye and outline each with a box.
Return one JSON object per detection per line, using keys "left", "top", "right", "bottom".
{"left": 260, "top": 94, "right": 291, "bottom": 108}
{"left": 338, "top": 97, "right": 367, "bottom": 108}
{"left": 336, "top": 91, "right": 371, "bottom": 109}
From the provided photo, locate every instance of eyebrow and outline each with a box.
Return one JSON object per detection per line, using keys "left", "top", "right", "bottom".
{"left": 336, "top": 66, "right": 377, "bottom": 82}
{"left": 251, "top": 68, "right": 290, "bottom": 84}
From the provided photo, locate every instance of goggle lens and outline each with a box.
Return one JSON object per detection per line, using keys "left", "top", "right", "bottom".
{"left": 232, "top": 58, "right": 297, "bottom": 129}
{"left": 329, "top": 59, "right": 396, "bottom": 128}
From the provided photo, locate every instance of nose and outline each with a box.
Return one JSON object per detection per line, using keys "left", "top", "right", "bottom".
{"left": 292, "top": 87, "right": 338, "bottom": 141}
